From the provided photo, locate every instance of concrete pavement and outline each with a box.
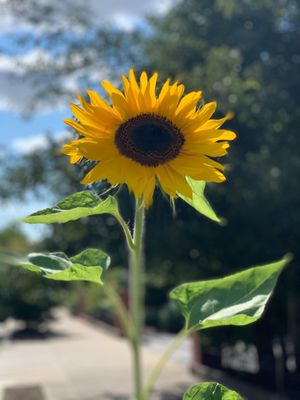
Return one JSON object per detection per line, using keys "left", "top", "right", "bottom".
{"left": 0, "top": 310, "right": 196, "bottom": 400}
{"left": 0, "top": 310, "right": 290, "bottom": 400}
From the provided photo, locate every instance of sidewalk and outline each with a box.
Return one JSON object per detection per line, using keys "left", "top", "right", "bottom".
{"left": 0, "top": 310, "right": 196, "bottom": 400}
{"left": 0, "top": 310, "right": 290, "bottom": 400}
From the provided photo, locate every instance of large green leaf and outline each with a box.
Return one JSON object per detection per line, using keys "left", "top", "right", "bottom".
{"left": 170, "top": 256, "right": 290, "bottom": 331}
{"left": 22, "top": 191, "right": 119, "bottom": 224}
{"left": 179, "top": 178, "right": 222, "bottom": 223}
{"left": 183, "top": 382, "right": 244, "bottom": 400}
{"left": 19, "top": 248, "right": 110, "bottom": 284}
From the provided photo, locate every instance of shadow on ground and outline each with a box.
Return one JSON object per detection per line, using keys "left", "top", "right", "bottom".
{"left": 85, "top": 384, "right": 190, "bottom": 400}
{"left": 9, "top": 327, "right": 77, "bottom": 341}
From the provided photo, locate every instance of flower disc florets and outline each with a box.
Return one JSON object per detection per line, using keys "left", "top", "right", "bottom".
{"left": 115, "top": 113, "right": 184, "bottom": 167}
{"left": 63, "top": 69, "right": 236, "bottom": 207}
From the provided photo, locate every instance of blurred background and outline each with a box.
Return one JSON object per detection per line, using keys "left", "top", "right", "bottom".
{"left": 0, "top": 0, "right": 299, "bottom": 399}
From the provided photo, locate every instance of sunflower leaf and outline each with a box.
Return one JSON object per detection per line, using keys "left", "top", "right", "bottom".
{"left": 170, "top": 255, "right": 291, "bottom": 331}
{"left": 19, "top": 248, "right": 110, "bottom": 285}
{"left": 179, "top": 178, "right": 222, "bottom": 223}
{"left": 183, "top": 382, "right": 244, "bottom": 400}
{"left": 22, "top": 191, "right": 119, "bottom": 224}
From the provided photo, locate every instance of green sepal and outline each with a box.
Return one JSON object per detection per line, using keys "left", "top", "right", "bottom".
{"left": 19, "top": 248, "right": 111, "bottom": 285}
{"left": 179, "top": 178, "right": 222, "bottom": 223}
{"left": 170, "top": 255, "right": 291, "bottom": 331}
{"left": 183, "top": 382, "right": 244, "bottom": 400}
{"left": 22, "top": 191, "right": 119, "bottom": 224}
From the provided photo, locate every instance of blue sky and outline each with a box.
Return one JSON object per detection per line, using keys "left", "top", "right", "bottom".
{"left": 0, "top": 0, "right": 172, "bottom": 240}
{"left": 0, "top": 108, "right": 69, "bottom": 239}
{"left": 1, "top": 109, "right": 68, "bottom": 151}
{"left": 0, "top": 108, "right": 68, "bottom": 240}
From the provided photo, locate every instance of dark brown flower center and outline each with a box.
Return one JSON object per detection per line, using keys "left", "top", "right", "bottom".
{"left": 115, "top": 113, "right": 184, "bottom": 167}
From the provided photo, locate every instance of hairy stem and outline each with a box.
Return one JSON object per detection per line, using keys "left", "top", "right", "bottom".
{"left": 129, "top": 197, "right": 145, "bottom": 400}
{"left": 103, "top": 283, "right": 133, "bottom": 339}
{"left": 141, "top": 329, "right": 188, "bottom": 400}
{"left": 115, "top": 213, "right": 135, "bottom": 251}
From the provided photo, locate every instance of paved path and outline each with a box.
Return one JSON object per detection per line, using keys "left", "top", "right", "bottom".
{"left": 0, "top": 310, "right": 196, "bottom": 400}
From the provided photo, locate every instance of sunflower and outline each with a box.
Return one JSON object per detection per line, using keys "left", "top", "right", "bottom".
{"left": 63, "top": 69, "right": 236, "bottom": 207}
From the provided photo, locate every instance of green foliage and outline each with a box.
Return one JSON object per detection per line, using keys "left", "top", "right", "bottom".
{"left": 0, "top": 2, "right": 141, "bottom": 115}
{"left": 143, "top": 0, "right": 300, "bottom": 286}
{"left": 22, "top": 191, "right": 119, "bottom": 224}
{"left": 0, "top": 2, "right": 298, "bottom": 389}
{"left": 20, "top": 248, "right": 110, "bottom": 285}
{"left": 0, "top": 227, "right": 63, "bottom": 326}
{"left": 170, "top": 256, "right": 290, "bottom": 331}
{"left": 179, "top": 178, "right": 222, "bottom": 223}
{"left": 183, "top": 382, "right": 244, "bottom": 400}
{"left": 0, "top": 224, "right": 32, "bottom": 252}
{"left": 140, "top": 1, "right": 299, "bottom": 380}
{"left": 0, "top": 264, "right": 63, "bottom": 325}
{"left": 157, "top": 301, "right": 184, "bottom": 333}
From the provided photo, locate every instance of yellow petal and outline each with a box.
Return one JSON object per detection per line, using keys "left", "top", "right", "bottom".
{"left": 111, "top": 92, "right": 133, "bottom": 119}
{"left": 157, "top": 166, "right": 192, "bottom": 198}
{"left": 149, "top": 72, "right": 158, "bottom": 101}
{"left": 70, "top": 103, "right": 121, "bottom": 129}
{"left": 158, "top": 79, "right": 170, "bottom": 102}
{"left": 201, "top": 111, "right": 234, "bottom": 130}
{"left": 101, "top": 81, "right": 124, "bottom": 99}
{"left": 143, "top": 176, "right": 156, "bottom": 208}
{"left": 183, "top": 102, "right": 217, "bottom": 132}
{"left": 77, "top": 94, "right": 91, "bottom": 111}
{"left": 169, "top": 153, "right": 225, "bottom": 176}
{"left": 190, "top": 168, "right": 226, "bottom": 183}
{"left": 81, "top": 156, "right": 130, "bottom": 185}
{"left": 140, "top": 71, "right": 148, "bottom": 94}
{"left": 142, "top": 72, "right": 158, "bottom": 110}
{"left": 124, "top": 69, "right": 142, "bottom": 112}
{"left": 190, "top": 129, "right": 237, "bottom": 143}
{"left": 121, "top": 75, "right": 130, "bottom": 94}
{"left": 129, "top": 69, "right": 140, "bottom": 96}
{"left": 62, "top": 143, "right": 82, "bottom": 164}
{"left": 64, "top": 71, "right": 236, "bottom": 198}
{"left": 169, "top": 156, "right": 226, "bottom": 183}
{"left": 158, "top": 93, "right": 180, "bottom": 118}
{"left": 157, "top": 81, "right": 187, "bottom": 118}
{"left": 175, "top": 91, "right": 202, "bottom": 116}
{"left": 172, "top": 83, "right": 185, "bottom": 99}
{"left": 87, "top": 90, "right": 112, "bottom": 110}
{"left": 77, "top": 139, "right": 117, "bottom": 161}
{"left": 64, "top": 118, "right": 108, "bottom": 138}
{"left": 70, "top": 154, "right": 81, "bottom": 164}
{"left": 124, "top": 162, "right": 154, "bottom": 197}
{"left": 81, "top": 163, "right": 105, "bottom": 184}
{"left": 183, "top": 142, "right": 230, "bottom": 157}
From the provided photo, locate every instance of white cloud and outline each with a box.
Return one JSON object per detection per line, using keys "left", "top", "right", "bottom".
{"left": 11, "top": 130, "right": 72, "bottom": 154}
{"left": 0, "top": 50, "right": 110, "bottom": 113}
{"left": 84, "top": 0, "right": 173, "bottom": 27}
{"left": 0, "top": 0, "right": 173, "bottom": 34}
{"left": 12, "top": 135, "right": 50, "bottom": 154}
{"left": 0, "top": 199, "right": 50, "bottom": 242}
{"left": 0, "top": 51, "right": 64, "bottom": 113}
{"left": 0, "top": 0, "right": 173, "bottom": 114}
{"left": 111, "top": 13, "right": 141, "bottom": 32}
{"left": 0, "top": 69, "right": 65, "bottom": 114}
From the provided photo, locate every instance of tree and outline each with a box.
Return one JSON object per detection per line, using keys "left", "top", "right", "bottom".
{"left": 0, "top": 0, "right": 143, "bottom": 114}
{"left": 140, "top": 0, "right": 300, "bottom": 391}
{"left": 0, "top": 225, "right": 64, "bottom": 329}
{"left": 0, "top": 0, "right": 299, "bottom": 392}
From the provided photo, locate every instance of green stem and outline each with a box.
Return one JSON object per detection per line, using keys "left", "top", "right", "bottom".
{"left": 129, "top": 197, "right": 145, "bottom": 400}
{"left": 102, "top": 212, "right": 134, "bottom": 340}
{"left": 115, "top": 214, "right": 135, "bottom": 251}
{"left": 141, "top": 329, "right": 188, "bottom": 400}
{"left": 103, "top": 283, "right": 133, "bottom": 339}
